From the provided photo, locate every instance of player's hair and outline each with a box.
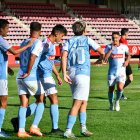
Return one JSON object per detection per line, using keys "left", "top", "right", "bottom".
{"left": 121, "top": 28, "right": 129, "bottom": 36}
{"left": 51, "top": 24, "right": 67, "bottom": 36}
{"left": 72, "top": 21, "right": 86, "bottom": 35}
{"left": 112, "top": 32, "right": 120, "bottom": 36}
{"left": 0, "top": 19, "right": 9, "bottom": 28}
{"left": 30, "top": 22, "right": 41, "bottom": 31}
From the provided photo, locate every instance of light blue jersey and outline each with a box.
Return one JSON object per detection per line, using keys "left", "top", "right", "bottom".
{"left": 0, "top": 36, "right": 11, "bottom": 80}
{"left": 105, "top": 43, "right": 129, "bottom": 75}
{"left": 63, "top": 35, "right": 100, "bottom": 76}
{"left": 38, "top": 37, "right": 56, "bottom": 78}
{"left": 18, "top": 38, "right": 43, "bottom": 81}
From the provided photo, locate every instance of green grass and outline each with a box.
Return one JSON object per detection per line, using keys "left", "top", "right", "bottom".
{"left": 2, "top": 64, "right": 140, "bottom": 140}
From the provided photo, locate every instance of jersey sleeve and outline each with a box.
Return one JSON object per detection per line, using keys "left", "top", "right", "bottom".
{"left": 104, "top": 45, "right": 111, "bottom": 54}
{"left": 31, "top": 40, "right": 43, "bottom": 56}
{"left": 0, "top": 39, "right": 11, "bottom": 52}
{"left": 62, "top": 40, "right": 69, "bottom": 52}
{"left": 88, "top": 37, "right": 100, "bottom": 51}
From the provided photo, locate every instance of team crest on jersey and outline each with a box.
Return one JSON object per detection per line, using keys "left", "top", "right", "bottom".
{"left": 112, "top": 54, "right": 123, "bottom": 58}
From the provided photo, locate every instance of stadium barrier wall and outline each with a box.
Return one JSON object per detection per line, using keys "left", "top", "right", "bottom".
{"left": 8, "top": 45, "right": 140, "bottom": 66}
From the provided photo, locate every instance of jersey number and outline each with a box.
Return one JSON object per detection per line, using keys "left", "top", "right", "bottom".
{"left": 21, "top": 50, "right": 29, "bottom": 66}
{"left": 72, "top": 47, "right": 85, "bottom": 65}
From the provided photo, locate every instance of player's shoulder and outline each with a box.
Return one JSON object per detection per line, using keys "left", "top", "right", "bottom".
{"left": 35, "top": 38, "right": 42, "bottom": 44}
{"left": 0, "top": 36, "right": 8, "bottom": 44}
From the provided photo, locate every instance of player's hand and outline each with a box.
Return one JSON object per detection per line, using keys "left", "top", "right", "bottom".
{"left": 56, "top": 75, "right": 63, "bottom": 86}
{"left": 123, "top": 61, "right": 129, "bottom": 67}
{"left": 94, "top": 59, "right": 107, "bottom": 65}
{"left": 27, "top": 38, "right": 36, "bottom": 47}
{"left": 19, "top": 73, "right": 30, "bottom": 79}
{"left": 8, "top": 67, "right": 14, "bottom": 76}
{"left": 63, "top": 74, "right": 72, "bottom": 84}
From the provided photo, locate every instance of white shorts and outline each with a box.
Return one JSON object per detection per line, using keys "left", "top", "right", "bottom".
{"left": 16, "top": 79, "right": 44, "bottom": 96}
{"left": 108, "top": 71, "right": 126, "bottom": 86}
{"left": 0, "top": 80, "right": 8, "bottom": 96}
{"left": 69, "top": 71, "right": 90, "bottom": 101}
{"left": 40, "top": 76, "right": 57, "bottom": 96}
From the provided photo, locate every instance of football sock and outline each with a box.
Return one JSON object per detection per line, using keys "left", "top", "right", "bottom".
{"left": 79, "top": 112, "right": 86, "bottom": 129}
{"left": 66, "top": 115, "right": 76, "bottom": 130}
{"left": 0, "top": 108, "right": 5, "bottom": 130}
{"left": 26, "top": 103, "right": 37, "bottom": 117}
{"left": 32, "top": 103, "right": 44, "bottom": 127}
{"left": 116, "top": 90, "right": 123, "bottom": 101}
{"left": 108, "top": 92, "right": 114, "bottom": 105}
{"left": 50, "top": 104, "right": 59, "bottom": 129}
{"left": 18, "top": 106, "right": 27, "bottom": 131}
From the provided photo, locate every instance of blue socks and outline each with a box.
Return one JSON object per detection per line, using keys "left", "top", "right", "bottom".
{"left": 50, "top": 104, "right": 59, "bottom": 129}
{"left": 0, "top": 108, "right": 5, "bottom": 130}
{"left": 116, "top": 90, "right": 123, "bottom": 101}
{"left": 18, "top": 106, "right": 27, "bottom": 129}
{"left": 79, "top": 112, "right": 86, "bottom": 127}
{"left": 66, "top": 115, "right": 76, "bottom": 129}
{"left": 32, "top": 103, "right": 44, "bottom": 127}
{"left": 108, "top": 92, "right": 114, "bottom": 105}
{"left": 26, "top": 103, "right": 37, "bottom": 117}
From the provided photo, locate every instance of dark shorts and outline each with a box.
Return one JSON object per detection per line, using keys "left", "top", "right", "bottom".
{"left": 126, "top": 64, "right": 133, "bottom": 76}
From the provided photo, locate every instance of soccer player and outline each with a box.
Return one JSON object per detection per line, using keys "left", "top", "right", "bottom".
{"left": 62, "top": 21, "right": 105, "bottom": 138}
{"left": 105, "top": 32, "right": 131, "bottom": 111}
{"left": 38, "top": 24, "right": 67, "bottom": 134}
{"left": 120, "top": 28, "right": 133, "bottom": 99}
{"left": 0, "top": 19, "right": 35, "bottom": 138}
{"left": 16, "top": 22, "right": 45, "bottom": 138}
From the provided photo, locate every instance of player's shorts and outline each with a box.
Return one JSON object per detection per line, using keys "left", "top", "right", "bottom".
{"left": 108, "top": 69, "right": 126, "bottom": 86}
{"left": 16, "top": 79, "right": 44, "bottom": 96}
{"left": 0, "top": 80, "right": 8, "bottom": 96}
{"left": 40, "top": 76, "right": 57, "bottom": 96}
{"left": 68, "top": 68, "right": 90, "bottom": 101}
{"left": 126, "top": 64, "right": 133, "bottom": 75}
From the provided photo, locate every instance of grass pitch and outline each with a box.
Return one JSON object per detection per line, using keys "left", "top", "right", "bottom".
{"left": 2, "top": 64, "right": 140, "bottom": 140}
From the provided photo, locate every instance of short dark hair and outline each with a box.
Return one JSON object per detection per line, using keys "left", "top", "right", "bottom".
{"left": 51, "top": 24, "right": 67, "bottom": 35}
{"left": 72, "top": 21, "right": 86, "bottom": 36}
{"left": 121, "top": 28, "right": 129, "bottom": 36}
{"left": 30, "top": 22, "right": 41, "bottom": 31}
{"left": 112, "top": 32, "right": 120, "bottom": 36}
{"left": 0, "top": 19, "right": 9, "bottom": 28}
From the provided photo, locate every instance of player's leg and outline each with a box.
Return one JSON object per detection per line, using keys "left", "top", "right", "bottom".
{"left": 17, "top": 94, "right": 31, "bottom": 138}
{"left": 79, "top": 100, "right": 93, "bottom": 136}
{"left": 64, "top": 99, "right": 82, "bottom": 138}
{"left": 64, "top": 75, "right": 89, "bottom": 138}
{"left": 42, "top": 76, "right": 63, "bottom": 134}
{"left": 108, "top": 75, "right": 116, "bottom": 111}
{"left": 115, "top": 82, "right": 124, "bottom": 111}
{"left": 0, "top": 80, "right": 10, "bottom": 138}
{"left": 29, "top": 93, "right": 44, "bottom": 136}
{"left": 11, "top": 100, "right": 38, "bottom": 133}
{"left": 48, "top": 94, "right": 63, "bottom": 134}
{"left": 122, "top": 64, "right": 133, "bottom": 99}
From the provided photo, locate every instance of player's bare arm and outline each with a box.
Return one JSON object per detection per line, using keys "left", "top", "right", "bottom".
{"left": 52, "top": 64, "right": 63, "bottom": 85}
{"left": 62, "top": 51, "right": 72, "bottom": 84}
{"left": 8, "top": 38, "right": 36, "bottom": 55}
{"left": 21, "top": 54, "right": 37, "bottom": 78}
{"left": 94, "top": 47, "right": 105, "bottom": 64}
{"left": 104, "top": 47, "right": 114, "bottom": 61}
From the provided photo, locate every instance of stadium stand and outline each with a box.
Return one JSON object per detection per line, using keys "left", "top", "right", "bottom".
{"left": 0, "top": 2, "right": 139, "bottom": 46}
